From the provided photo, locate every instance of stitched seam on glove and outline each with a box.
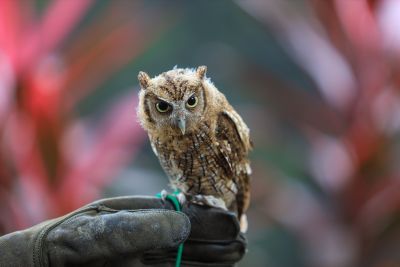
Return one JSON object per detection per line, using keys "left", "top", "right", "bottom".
{"left": 33, "top": 205, "right": 98, "bottom": 267}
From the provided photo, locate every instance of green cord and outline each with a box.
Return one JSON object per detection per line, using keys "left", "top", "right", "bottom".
{"left": 156, "top": 191, "right": 184, "bottom": 267}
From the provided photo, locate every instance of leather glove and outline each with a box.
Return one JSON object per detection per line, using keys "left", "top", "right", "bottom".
{"left": 0, "top": 196, "right": 246, "bottom": 266}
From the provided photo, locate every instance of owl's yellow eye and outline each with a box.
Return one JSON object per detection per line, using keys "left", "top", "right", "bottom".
{"left": 156, "top": 101, "right": 171, "bottom": 113}
{"left": 186, "top": 95, "right": 198, "bottom": 108}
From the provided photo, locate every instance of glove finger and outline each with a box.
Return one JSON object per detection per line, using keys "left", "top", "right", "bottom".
{"left": 182, "top": 204, "right": 241, "bottom": 240}
{"left": 142, "top": 235, "right": 246, "bottom": 265}
{"left": 182, "top": 235, "right": 246, "bottom": 263}
{"left": 90, "top": 196, "right": 173, "bottom": 210}
{"left": 90, "top": 196, "right": 240, "bottom": 240}
{"left": 46, "top": 209, "right": 190, "bottom": 265}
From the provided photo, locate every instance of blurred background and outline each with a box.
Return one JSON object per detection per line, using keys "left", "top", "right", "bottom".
{"left": 1, "top": 0, "right": 400, "bottom": 266}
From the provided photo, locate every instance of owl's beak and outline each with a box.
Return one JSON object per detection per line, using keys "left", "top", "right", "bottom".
{"left": 176, "top": 116, "right": 186, "bottom": 135}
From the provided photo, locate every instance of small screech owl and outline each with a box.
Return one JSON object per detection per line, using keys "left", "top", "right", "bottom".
{"left": 137, "top": 66, "right": 252, "bottom": 229}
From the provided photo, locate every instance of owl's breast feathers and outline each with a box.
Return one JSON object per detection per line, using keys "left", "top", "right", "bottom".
{"left": 149, "top": 108, "right": 252, "bottom": 215}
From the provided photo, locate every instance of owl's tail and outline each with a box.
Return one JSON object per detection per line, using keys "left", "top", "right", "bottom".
{"left": 236, "top": 177, "right": 250, "bottom": 233}
{"left": 235, "top": 173, "right": 250, "bottom": 222}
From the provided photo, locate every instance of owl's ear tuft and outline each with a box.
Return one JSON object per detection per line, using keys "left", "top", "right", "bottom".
{"left": 138, "top": 71, "right": 151, "bottom": 89}
{"left": 196, "top": 66, "right": 207, "bottom": 80}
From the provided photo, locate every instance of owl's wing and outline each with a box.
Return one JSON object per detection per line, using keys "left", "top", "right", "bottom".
{"left": 217, "top": 110, "right": 252, "bottom": 155}
{"left": 216, "top": 110, "right": 252, "bottom": 217}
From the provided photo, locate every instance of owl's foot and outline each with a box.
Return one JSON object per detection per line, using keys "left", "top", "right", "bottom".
{"left": 158, "top": 190, "right": 187, "bottom": 208}
{"left": 191, "top": 195, "right": 228, "bottom": 210}
{"left": 159, "top": 189, "right": 168, "bottom": 203}
{"left": 240, "top": 214, "right": 248, "bottom": 233}
{"left": 176, "top": 192, "right": 187, "bottom": 207}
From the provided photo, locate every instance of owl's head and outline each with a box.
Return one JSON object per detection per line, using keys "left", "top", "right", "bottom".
{"left": 137, "top": 66, "right": 209, "bottom": 135}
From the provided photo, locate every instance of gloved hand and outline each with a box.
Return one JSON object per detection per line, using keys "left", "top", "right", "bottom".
{"left": 0, "top": 196, "right": 246, "bottom": 266}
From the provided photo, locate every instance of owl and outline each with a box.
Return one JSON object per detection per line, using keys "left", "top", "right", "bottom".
{"left": 137, "top": 66, "right": 252, "bottom": 230}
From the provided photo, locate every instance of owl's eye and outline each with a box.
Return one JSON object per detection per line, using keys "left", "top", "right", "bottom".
{"left": 156, "top": 101, "right": 171, "bottom": 113}
{"left": 186, "top": 95, "right": 198, "bottom": 108}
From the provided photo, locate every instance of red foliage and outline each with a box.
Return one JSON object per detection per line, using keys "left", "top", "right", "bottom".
{"left": 0, "top": 1, "right": 152, "bottom": 233}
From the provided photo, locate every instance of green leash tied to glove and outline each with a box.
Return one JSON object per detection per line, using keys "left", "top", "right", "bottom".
{"left": 156, "top": 190, "right": 184, "bottom": 267}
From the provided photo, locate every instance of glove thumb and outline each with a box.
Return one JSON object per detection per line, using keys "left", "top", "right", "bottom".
{"left": 46, "top": 209, "right": 190, "bottom": 265}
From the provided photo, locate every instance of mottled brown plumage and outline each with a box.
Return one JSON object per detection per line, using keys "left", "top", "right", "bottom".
{"left": 137, "top": 66, "right": 252, "bottom": 226}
